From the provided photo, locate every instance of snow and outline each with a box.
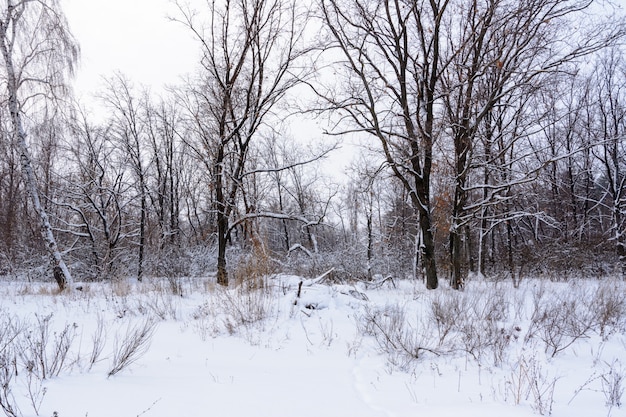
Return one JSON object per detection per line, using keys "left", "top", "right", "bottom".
{"left": 0, "top": 276, "right": 624, "bottom": 417}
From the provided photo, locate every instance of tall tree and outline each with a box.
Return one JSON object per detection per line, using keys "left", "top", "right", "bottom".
{"left": 442, "top": 0, "right": 624, "bottom": 288}
{"left": 102, "top": 74, "right": 150, "bottom": 282}
{"left": 0, "top": 0, "right": 78, "bottom": 290}
{"left": 319, "top": 0, "right": 448, "bottom": 289}
{"left": 174, "top": 0, "right": 312, "bottom": 285}
{"left": 144, "top": 97, "right": 183, "bottom": 250}
{"left": 60, "top": 114, "right": 130, "bottom": 280}
{"left": 591, "top": 48, "right": 626, "bottom": 276}
{"left": 0, "top": 108, "right": 22, "bottom": 261}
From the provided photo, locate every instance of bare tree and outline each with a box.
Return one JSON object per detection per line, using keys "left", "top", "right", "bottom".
{"left": 318, "top": 0, "right": 449, "bottom": 289}
{"left": 101, "top": 74, "right": 151, "bottom": 282}
{"left": 0, "top": 0, "right": 79, "bottom": 290}
{"left": 144, "top": 97, "right": 183, "bottom": 250}
{"left": 174, "top": 0, "right": 312, "bottom": 285}
{"left": 260, "top": 133, "right": 293, "bottom": 252}
{"left": 255, "top": 133, "right": 334, "bottom": 254}
{"left": 341, "top": 154, "right": 388, "bottom": 280}
{"left": 57, "top": 110, "right": 131, "bottom": 280}
{"left": 0, "top": 108, "right": 22, "bottom": 264}
{"left": 440, "top": 0, "right": 625, "bottom": 288}
{"left": 590, "top": 48, "right": 626, "bottom": 276}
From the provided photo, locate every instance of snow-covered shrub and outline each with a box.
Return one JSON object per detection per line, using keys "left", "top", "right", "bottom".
{"left": 188, "top": 273, "right": 279, "bottom": 343}
{"left": 429, "top": 291, "right": 462, "bottom": 348}
{"left": 0, "top": 313, "right": 87, "bottom": 416}
{"left": 191, "top": 301, "right": 220, "bottom": 341}
{"left": 0, "top": 353, "right": 19, "bottom": 417}
{"left": 16, "top": 313, "right": 78, "bottom": 379}
{"left": 217, "top": 281, "right": 277, "bottom": 337}
{"left": 589, "top": 281, "right": 626, "bottom": 339}
{"left": 601, "top": 359, "right": 624, "bottom": 410}
{"left": 526, "top": 285, "right": 595, "bottom": 357}
{"left": 86, "top": 314, "right": 107, "bottom": 372}
{"left": 146, "top": 246, "right": 191, "bottom": 278}
{"left": 506, "top": 352, "right": 558, "bottom": 415}
{"left": 282, "top": 246, "right": 371, "bottom": 283}
{"left": 429, "top": 286, "right": 515, "bottom": 365}
{"left": 187, "top": 245, "right": 218, "bottom": 277}
{"left": 0, "top": 315, "right": 20, "bottom": 417}
{"left": 459, "top": 287, "right": 514, "bottom": 365}
{"left": 130, "top": 280, "right": 183, "bottom": 320}
{"left": 231, "top": 245, "right": 276, "bottom": 287}
{"left": 359, "top": 303, "right": 438, "bottom": 371}
{"left": 515, "top": 242, "right": 619, "bottom": 280}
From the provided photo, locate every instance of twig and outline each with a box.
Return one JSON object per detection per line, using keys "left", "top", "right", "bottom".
{"left": 137, "top": 398, "right": 162, "bottom": 417}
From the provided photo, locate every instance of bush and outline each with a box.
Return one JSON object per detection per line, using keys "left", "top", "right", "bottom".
{"left": 359, "top": 303, "right": 438, "bottom": 371}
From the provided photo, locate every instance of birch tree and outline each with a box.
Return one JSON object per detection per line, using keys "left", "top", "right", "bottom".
{"left": 0, "top": 0, "right": 78, "bottom": 290}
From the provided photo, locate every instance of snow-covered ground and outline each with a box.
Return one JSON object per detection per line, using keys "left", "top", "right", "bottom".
{"left": 0, "top": 275, "right": 624, "bottom": 417}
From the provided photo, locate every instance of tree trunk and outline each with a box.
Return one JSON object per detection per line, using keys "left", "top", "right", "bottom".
{"left": 217, "top": 209, "right": 229, "bottom": 286}
{"left": 466, "top": 224, "right": 475, "bottom": 273}
{"left": 450, "top": 132, "right": 470, "bottom": 290}
{"left": 450, "top": 229, "right": 463, "bottom": 289}
{"left": 366, "top": 210, "right": 373, "bottom": 280}
{"left": 0, "top": 27, "right": 73, "bottom": 291}
{"left": 419, "top": 212, "right": 438, "bottom": 290}
{"left": 478, "top": 218, "right": 486, "bottom": 277}
{"left": 506, "top": 220, "right": 516, "bottom": 287}
{"left": 138, "top": 185, "right": 146, "bottom": 282}
{"left": 277, "top": 186, "right": 290, "bottom": 251}
{"left": 216, "top": 144, "right": 229, "bottom": 286}
{"left": 612, "top": 198, "right": 625, "bottom": 278}
{"left": 413, "top": 231, "right": 421, "bottom": 282}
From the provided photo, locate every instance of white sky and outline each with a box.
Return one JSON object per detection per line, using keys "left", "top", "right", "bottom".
{"left": 60, "top": 0, "right": 350, "bottom": 180}
{"left": 62, "top": 0, "right": 200, "bottom": 98}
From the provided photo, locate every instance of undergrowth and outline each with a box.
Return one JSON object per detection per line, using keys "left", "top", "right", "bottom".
{"left": 0, "top": 275, "right": 624, "bottom": 416}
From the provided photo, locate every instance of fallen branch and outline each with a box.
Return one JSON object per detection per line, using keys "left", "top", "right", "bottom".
{"left": 356, "top": 275, "right": 396, "bottom": 289}
{"left": 311, "top": 268, "right": 335, "bottom": 285}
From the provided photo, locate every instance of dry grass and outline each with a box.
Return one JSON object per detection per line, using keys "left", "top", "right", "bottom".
{"left": 362, "top": 279, "right": 626, "bottom": 378}
{"left": 108, "top": 318, "right": 158, "bottom": 378}
{"left": 359, "top": 304, "right": 439, "bottom": 371}
{"left": 0, "top": 274, "right": 624, "bottom": 416}
{"left": 506, "top": 352, "right": 559, "bottom": 415}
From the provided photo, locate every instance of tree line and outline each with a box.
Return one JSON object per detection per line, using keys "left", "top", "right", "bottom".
{"left": 0, "top": 0, "right": 624, "bottom": 290}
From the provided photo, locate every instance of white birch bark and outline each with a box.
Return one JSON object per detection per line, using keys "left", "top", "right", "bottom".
{"left": 0, "top": 1, "right": 74, "bottom": 290}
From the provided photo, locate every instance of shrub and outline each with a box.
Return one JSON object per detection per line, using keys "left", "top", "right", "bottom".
{"left": 359, "top": 303, "right": 438, "bottom": 371}
{"left": 527, "top": 287, "right": 594, "bottom": 357}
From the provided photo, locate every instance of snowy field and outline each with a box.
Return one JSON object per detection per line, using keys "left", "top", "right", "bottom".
{"left": 0, "top": 275, "right": 624, "bottom": 417}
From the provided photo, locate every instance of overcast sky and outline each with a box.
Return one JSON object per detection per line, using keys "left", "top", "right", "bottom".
{"left": 62, "top": 0, "right": 199, "bottom": 98}
{"left": 60, "top": 0, "right": 348, "bottom": 179}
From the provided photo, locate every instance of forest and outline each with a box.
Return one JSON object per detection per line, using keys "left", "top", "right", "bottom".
{"left": 2, "top": 2, "right": 626, "bottom": 416}
{"left": 0, "top": 0, "right": 625, "bottom": 290}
